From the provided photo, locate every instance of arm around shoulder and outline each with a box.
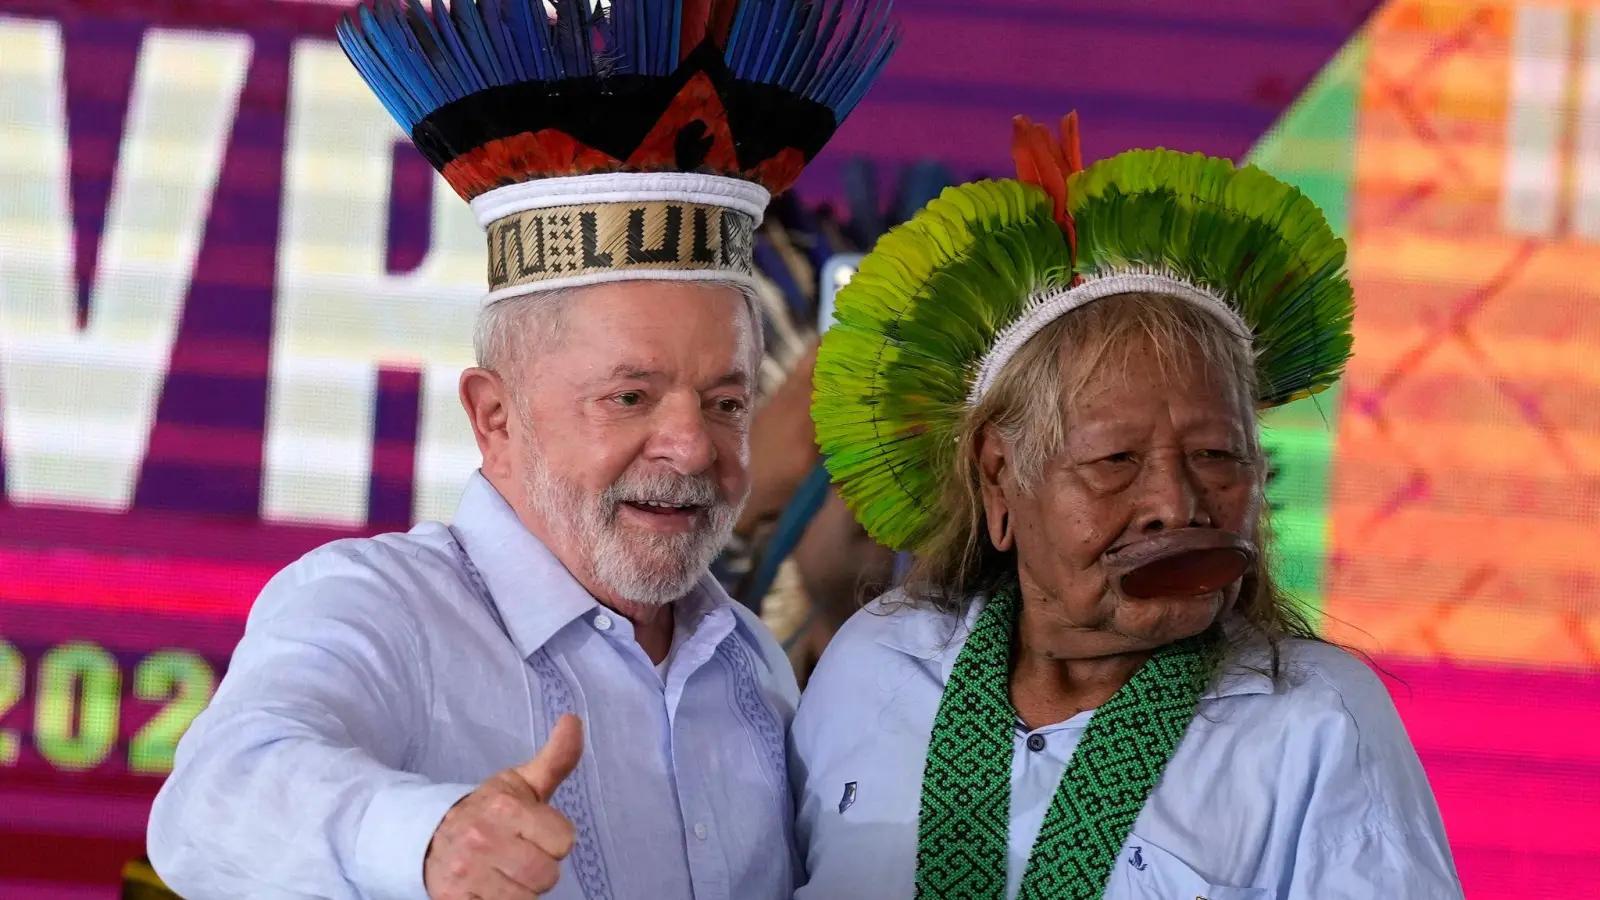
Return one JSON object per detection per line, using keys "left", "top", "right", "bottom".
{"left": 147, "top": 548, "right": 474, "bottom": 900}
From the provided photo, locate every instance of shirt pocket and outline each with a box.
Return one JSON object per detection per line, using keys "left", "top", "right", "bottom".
{"left": 1105, "top": 836, "right": 1272, "bottom": 900}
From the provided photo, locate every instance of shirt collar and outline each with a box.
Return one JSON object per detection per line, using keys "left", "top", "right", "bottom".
{"left": 868, "top": 592, "right": 978, "bottom": 684}
{"left": 873, "top": 591, "right": 1277, "bottom": 701}
{"left": 451, "top": 471, "right": 738, "bottom": 659}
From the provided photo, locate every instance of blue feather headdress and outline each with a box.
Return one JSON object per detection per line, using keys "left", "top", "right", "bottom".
{"left": 339, "top": 0, "right": 897, "bottom": 199}
{"left": 337, "top": 0, "right": 897, "bottom": 301}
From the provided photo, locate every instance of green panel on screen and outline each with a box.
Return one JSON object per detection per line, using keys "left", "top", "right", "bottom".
{"left": 1246, "top": 36, "right": 1368, "bottom": 620}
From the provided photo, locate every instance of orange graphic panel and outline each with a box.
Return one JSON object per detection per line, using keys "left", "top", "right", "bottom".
{"left": 1329, "top": 0, "right": 1600, "bottom": 668}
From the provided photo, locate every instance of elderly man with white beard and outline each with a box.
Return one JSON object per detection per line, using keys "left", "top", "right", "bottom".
{"left": 151, "top": 277, "right": 781, "bottom": 900}
{"left": 144, "top": 0, "right": 897, "bottom": 897}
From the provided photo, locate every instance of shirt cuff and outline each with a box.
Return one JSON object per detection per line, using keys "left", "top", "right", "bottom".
{"left": 352, "top": 780, "right": 476, "bottom": 900}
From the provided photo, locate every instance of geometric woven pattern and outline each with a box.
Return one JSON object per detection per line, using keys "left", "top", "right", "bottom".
{"left": 916, "top": 582, "right": 1219, "bottom": 900}
{"left": 1326, "top": 0, "right": 1600, "bottom": 669}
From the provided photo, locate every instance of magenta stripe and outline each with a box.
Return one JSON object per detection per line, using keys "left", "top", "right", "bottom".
{"left": 1, "top": 546, "right": 272, "bottom": 614}
{"left": 0, "top": 0, "right": 1379, "bottom": 42}
{"left": 898, "top": 0, "right": 1373, "bottom": 40}
{"left": 0, "top": 602, "right": 245, "bottom": 659}
{"left": 0, "top": 0, "right": 348, "bottom": 32}
{"left": 889, "top": 0, "right": 1374, "bottom": 27}
{"left": 0, "top": 881, "right": 117, "bottom": 900}
{"left": 1385, "top": 662, "right": 1600, "bottom": 765}
{"left": 0, "top": 789, "right": 153, "bottom": 842}
{"left": 156, "top": 338, "right": 273, "bottom": 377}
{"left": 1379, "top": 660, "right": 1600, "bottom": 881}
{"left": 0, "top": 505, "right": 376, "bottom": 565}
{"left": 887, "top": 19, "right": 1341, "bottom": 101}
{"left": 1452, "top": 844, "right": 1600, "bottom": 899}
{"left": 1426, "top": 750, "right": 1600, "bottom": 846}
{"left": 136, "top": 423, "right": 280, "bottom": 468}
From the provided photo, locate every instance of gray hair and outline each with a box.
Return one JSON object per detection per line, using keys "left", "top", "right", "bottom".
{"left": 473, "top": 286, "right": 576, "bottom": 377}
{"left": 473, "top": 280, "right": 767, "bottom": 387}
{"left": 987, "top": 291, "right": 1259, "bottom": 496}
{"left": 904, "top": 292, "right": 1317, "bottom": 644}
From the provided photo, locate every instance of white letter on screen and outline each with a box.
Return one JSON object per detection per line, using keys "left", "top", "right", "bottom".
{"left": 266, "top": 39, "right": 482, "bottom": 527}
{"left": 0, "top": 21, "right": 250, "bottom": 509}
{"left": 1503, "top": 4, "right": 1569, "bottom": 236}
{"left": 1572, "top": 12, "right": 1600, "bottom": 238}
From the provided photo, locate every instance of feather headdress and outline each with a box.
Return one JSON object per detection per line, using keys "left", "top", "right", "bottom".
{"left": 812, "top": 115, "right": 1355, "bottom": 551}
{"left": 338, "top": 0, "right": 898, "bottom": 301}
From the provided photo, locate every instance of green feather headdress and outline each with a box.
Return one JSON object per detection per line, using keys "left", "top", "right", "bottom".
{"left": 812, "top": 114, "right": 1355, "bottom": 551}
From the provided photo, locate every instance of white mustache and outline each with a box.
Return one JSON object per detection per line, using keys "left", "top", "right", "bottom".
{"left": 604, "top": 472, "right": 721, "bottom": 512}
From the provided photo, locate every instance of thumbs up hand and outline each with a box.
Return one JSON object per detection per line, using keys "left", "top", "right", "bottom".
{"left": 424, "top": 715, "right": 584, "bottom": 900}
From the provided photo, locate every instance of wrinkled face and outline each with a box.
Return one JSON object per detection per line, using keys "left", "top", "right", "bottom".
{"left": 512, "top": 282, "right": 755, "bottom": 605}
{"left": 982, "top": 335, "right": 1263, "bottom": 657}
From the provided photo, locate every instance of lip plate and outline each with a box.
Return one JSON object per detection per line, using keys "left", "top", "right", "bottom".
{"left": 1103, "top": 528, "right": 1258, "bottom": 600}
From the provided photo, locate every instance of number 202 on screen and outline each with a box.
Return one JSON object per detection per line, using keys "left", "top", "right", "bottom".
{"left": 0, "top": 638, "right": 216, "bottom": 775}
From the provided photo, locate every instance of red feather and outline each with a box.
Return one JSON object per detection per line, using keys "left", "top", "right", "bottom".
{"left": 626, "top": 73, "right": 738, "bottom": 171}
{"left": 1060, "top": 111, "right": 1082, "bottom": 175}
{"left": 1014, "top": 116, "right": 1067, "bottom": 226}
{"left": 1010, "top": 116, "right": 1043, "bottom": 190}
{"left": 442, "top": 131, "right": 623, "bottom": 201}
{"left": 1056, "top": 112, "right": 1082, "bottom": 261}
{"left": 708, "top": 0, "right": 739, "bottom": 46}
{"left": 1010, "top": 112, "right": 1084, "bottom": 265}
{"left": 748, "top": 148, "right": 807, "bottom": 195}
{"left": 681, "top": 0, "right": 712, "bottom": 58}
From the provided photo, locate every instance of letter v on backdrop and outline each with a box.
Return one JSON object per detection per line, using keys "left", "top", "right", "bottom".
{"left": 0, "top": 20, "right": 485, "bottom": 527}
{"left": 0, "top": 20, "right": 249, "bottom": 510}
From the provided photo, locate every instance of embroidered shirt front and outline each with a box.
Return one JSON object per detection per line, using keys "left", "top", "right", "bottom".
{"left": 148, "top": 473, "right": 799, "bottom": 900}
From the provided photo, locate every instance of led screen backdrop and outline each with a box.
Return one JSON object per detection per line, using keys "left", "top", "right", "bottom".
{"left": 1, "top": 0, "right": 1597, "bottom": 896}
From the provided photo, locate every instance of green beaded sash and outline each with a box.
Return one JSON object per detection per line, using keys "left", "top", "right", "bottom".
{"left": 914, "top": 582, "right": 1221, "bottom": 900}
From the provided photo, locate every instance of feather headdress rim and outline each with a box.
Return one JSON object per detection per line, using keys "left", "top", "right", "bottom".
{"left": 810, "top": 114, "right": 1354, "bottom": 551}
{"left": 469, "top": 171, "right": 770, "bottom": 226}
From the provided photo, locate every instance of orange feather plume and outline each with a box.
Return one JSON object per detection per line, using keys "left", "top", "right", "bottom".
{"left": 1060, "top": 111, "right": 1082, "bottom": 173}
{"left": 1010, "top": 111, "right": 1083, "bottom": 261}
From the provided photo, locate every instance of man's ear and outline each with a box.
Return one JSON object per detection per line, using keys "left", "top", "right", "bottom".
{"left": 460, "top": 367, "right": 515, "bottom": 482}
{"left": 974, "top": 424, "right": 1014, "bottom": 552}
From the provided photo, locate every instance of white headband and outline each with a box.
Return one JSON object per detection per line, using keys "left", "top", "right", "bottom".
{"left": 966, "top": 270, "right": 1253, "bottom": 405}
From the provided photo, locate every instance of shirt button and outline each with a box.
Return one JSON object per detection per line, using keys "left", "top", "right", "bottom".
{"left": 693, "top": 823, "right": 708, "bottom": 840}
{"left": 1026, "top": 734, "right": 1046, "bottom": 753}
{"left": 593, "top": 614, "right": 613, "bottom": 632}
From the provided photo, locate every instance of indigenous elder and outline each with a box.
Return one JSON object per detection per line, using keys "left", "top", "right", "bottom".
{"left": 793, "top": 115, "right": 1464, "bottom": 900}
{"left": 145, "top": 0, "right": 896, "bottom": 898}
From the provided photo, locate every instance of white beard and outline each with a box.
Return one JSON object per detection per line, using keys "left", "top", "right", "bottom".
{"left": 521, "top": 440, "right": 739, "bottom": 607}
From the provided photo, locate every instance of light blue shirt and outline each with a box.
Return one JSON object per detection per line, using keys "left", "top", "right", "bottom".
{"left": 148, "top": 473, "right": 799, "bottom": 900}
{"left": 791, "top": 594, "right": 1465, "bottom": 900}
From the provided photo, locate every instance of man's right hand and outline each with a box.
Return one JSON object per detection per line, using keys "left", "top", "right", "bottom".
{"left": 424, "top": 714, "right": 584, "bottom": 899}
